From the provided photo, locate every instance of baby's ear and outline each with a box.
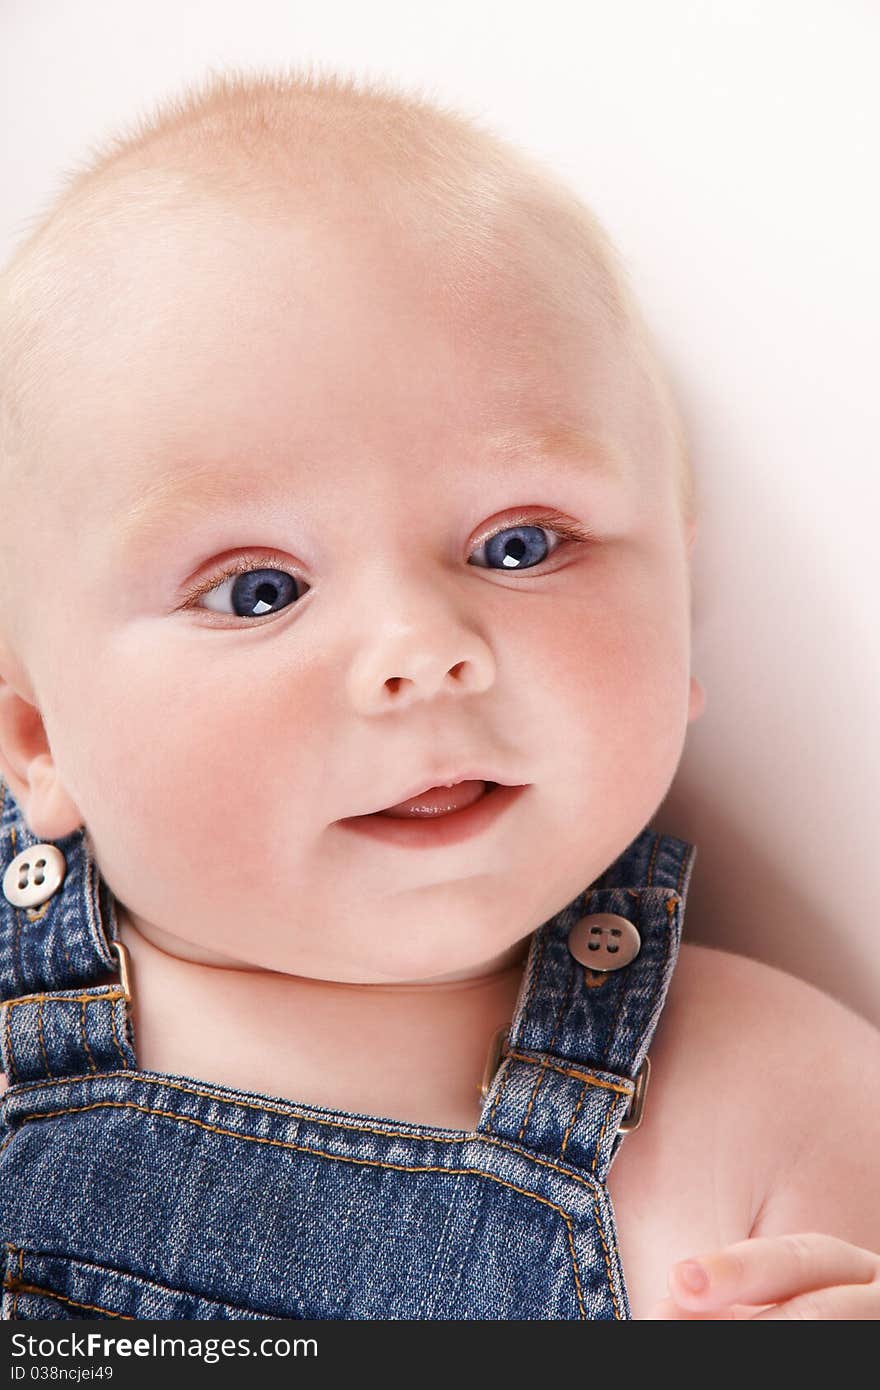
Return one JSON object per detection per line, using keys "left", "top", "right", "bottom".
{"left": 0, "top": 672, "right": 84, "bottom": 840}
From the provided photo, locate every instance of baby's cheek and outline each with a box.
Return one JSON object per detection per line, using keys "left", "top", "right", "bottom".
{"left": 535, "top": 586, "right": 689, "bottom": 811}
{"left": 56, "top": 643, "right": 324, "bottom": 934}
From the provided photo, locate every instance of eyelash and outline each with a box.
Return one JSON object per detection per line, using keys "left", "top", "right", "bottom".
{"left": 176, "top": 510, "right": 596, "bottom": 613}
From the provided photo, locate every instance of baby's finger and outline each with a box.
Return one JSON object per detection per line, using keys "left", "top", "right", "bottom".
{"left": 747, "top": 1281, "right": 880, "bottom": 1320}
{"left": 670, "top": 1233, "right": 879, "bottom": 1312}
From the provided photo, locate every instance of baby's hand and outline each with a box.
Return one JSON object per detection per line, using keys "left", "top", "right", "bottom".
{"left": 645, "top": 1233, "right": 880, "bottom": 1319}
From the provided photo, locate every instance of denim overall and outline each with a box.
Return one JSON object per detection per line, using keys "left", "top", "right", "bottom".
{"left": 0, "top": 774, "right": 696, "bottom": 1321}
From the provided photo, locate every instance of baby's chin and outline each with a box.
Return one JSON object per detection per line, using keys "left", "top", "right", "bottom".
{"left": 419, "top": 937, "right": 532, "bottom": 985}
{"left": 116, "top": 901, "right": 527, "bottom": 988}
{"left": 116, "top": 904, "right": 257, "bottom": 970}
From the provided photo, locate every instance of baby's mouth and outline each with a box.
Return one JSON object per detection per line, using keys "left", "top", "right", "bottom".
{"left": 374, "top": 780, "right": 498, "bottom": 818}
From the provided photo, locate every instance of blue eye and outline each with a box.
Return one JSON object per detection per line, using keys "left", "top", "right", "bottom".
{"left": 469, "top": 522, "right": 565, "bottom": 571}
{"left": 196, "top": 566, "right": 305, "bottom": 620}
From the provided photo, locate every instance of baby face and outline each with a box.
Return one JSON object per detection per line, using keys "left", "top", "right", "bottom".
{"left": 12, "top": 192, "right": 701, "bottom": 983}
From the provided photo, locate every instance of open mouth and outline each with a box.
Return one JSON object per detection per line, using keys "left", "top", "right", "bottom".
{"left": 337, "top": 781, "right": 527, "bottom": 848}
{"left": 373, "top": 779, "right": 499, "bottom": 818}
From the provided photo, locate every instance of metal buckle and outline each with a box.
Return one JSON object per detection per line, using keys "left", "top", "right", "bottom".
{"left": 109, "top": 938, "right": 132, "bottom": 1007}
{"left": 479, "top": 1024, "right": 510, "bottom": 1100}
{"left": 618, "top": 1055, "right": 650, "bottom": 1133}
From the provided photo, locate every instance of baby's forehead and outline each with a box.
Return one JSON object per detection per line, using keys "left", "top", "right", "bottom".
{"left": 33, "top": 173, "right": 633, "bottom": 420}
{"left": 7, "top": 147, "right": 671, "bottom": 516}
{"left": 68, "top": 169, "right": 608, "bottom": 326}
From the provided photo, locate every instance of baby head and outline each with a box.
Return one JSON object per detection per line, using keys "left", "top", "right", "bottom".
{"left": 0, "top": 68, "right": 704, "bottom": 984}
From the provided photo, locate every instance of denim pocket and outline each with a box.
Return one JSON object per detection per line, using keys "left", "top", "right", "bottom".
{"left": 2, "top": 1243, "right": 273, "bottom": 1320}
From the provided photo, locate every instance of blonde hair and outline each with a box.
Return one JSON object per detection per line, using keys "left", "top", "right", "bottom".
{"left": 0, "top": 64, "right": 695, "bottom": 604}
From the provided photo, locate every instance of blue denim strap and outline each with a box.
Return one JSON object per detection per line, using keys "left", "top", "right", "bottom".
{"left": 477, "top": 827, "right": 697, "bottom": 1180}
{"left": 0, "top": 778, "right": 134, "bottom": 1082}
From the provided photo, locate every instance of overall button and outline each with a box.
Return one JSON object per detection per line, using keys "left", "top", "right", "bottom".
{"left": 2, "top": 844, "right": 67, "bottom": 908}
{"left": 567, "top": 913, "right": 641, "bottom": 971}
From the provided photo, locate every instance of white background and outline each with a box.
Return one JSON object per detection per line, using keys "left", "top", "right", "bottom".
{"left": 2, "top": 0, "right": 878, "bottom": 1025}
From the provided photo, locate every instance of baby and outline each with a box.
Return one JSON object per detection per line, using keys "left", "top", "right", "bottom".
{"left": 0, "top": 68, "right": 878, "bottom": 1322}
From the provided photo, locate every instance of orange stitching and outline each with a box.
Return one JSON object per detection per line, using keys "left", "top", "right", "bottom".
{"left": 4, "top": 989, "right": 126, "bottom": 1010}
{"left": 3, "top": 994, "right": 128, "bottom": 1082}
{"left": 4, "top": 1064, "right": 484, "bottom": 1136}
{"left": 560, "top": 1082, "right": 587, "bottom": 1159}
{"left": 506, "top": 1049, "right": 632, "bottom": 1095}
{"left": 514, "top": 1026, "right": 560, "bottom": 1145}
{"left": 36, "top": 995, "right": 53, "bottom": 1080}
{"left": 4, "top": 1235, "right": 583, "bottom": 1323}
{"left": 2, "top": 1275, "right": 134, "bottom": 1319}
{"left": 0, "top": 1069, "right": 615, "bottom": 1193}
{"left": 80, "top": 998, "right": 98, "bottom": 1074}
{"left": 563, "top": 1215, "right": 586, "bottom": 1319}
{"left": 590, "top": 1095, "right": 619, "bottom": 1177}
{"left": 591, "top": 1188, "right": 623, "bottom": 1319}
{"left": 533, "top": 1058, "right": 632, "bottom": 1165}
{"left": 3, "top": 1244, "right": 251, "bottom": 1316}
{"left": 0, "top": 1061, "right": 625, "bottom": 1195}
{"left": 8, "top": 1099, "right": 598, "bottom": 1228}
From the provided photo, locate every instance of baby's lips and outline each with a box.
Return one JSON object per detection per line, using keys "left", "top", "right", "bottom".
{"left": 351, "top": 765, "right": 516, "bottom": 818}
{"left": 375, "top": 780, "right": 494, "bottom": 818}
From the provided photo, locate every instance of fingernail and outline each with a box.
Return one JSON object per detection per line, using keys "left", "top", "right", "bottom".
{"left": 676, "top": 1260, "right": 709, "bottom": 1293}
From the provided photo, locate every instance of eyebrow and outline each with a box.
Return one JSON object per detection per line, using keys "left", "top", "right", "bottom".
{"left": 111, "top": 426, "right": 626, "bottom": 556}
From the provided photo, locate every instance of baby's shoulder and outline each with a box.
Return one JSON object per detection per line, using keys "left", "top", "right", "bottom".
{"left": 655, "top": 940, "right": 880, "bottom": 1218}
{"left": 663, "top": 938, "right": 878, "bottom": 1071}
{"left": 657, "top": 939, "right": 874, "bottom": 1110}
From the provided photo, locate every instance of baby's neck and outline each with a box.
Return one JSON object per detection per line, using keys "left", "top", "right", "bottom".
{"left": 115, "top": 908, "right": 530, "bottom": 1131}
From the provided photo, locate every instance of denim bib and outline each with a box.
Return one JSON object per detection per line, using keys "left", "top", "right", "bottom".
{"left": 0, "top": 775, "right": 696, "bottom": 1320}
